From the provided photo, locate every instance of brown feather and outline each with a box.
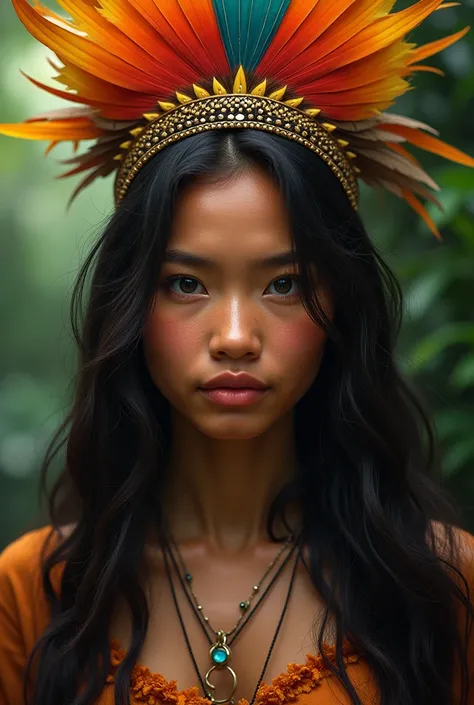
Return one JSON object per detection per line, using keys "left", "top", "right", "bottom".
{"left": 356, "top": 155, "right": 443, "bottom": 207}
{"left": 377, "top": 111, "right": 439, "bottom": 135}
{"left": 352, "top": 144, "right": 440, "bottom": 190}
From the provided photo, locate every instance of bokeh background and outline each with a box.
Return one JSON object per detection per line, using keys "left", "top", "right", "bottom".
{"left": 1, "top": 0, "right": 474, "bottom": 549}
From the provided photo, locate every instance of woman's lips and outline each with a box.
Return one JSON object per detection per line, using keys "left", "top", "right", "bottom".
{"left": 199, "top": 387, "right": 270, "bottom": 406}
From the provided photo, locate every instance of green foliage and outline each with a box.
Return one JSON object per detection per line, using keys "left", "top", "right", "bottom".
{"left": 0, "top": 0, "right": 473, "bottom": 546}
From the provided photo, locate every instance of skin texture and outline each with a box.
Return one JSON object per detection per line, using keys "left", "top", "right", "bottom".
{"left": 143, "top": 166, "right": 333, "bottom": 551}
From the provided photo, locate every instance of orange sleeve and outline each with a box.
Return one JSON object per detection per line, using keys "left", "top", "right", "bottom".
{"left": 452, "top": 526, "right": 474, "bottom": 703}
{"left": 0, "top": 526, "right": 62, "bottom": 705}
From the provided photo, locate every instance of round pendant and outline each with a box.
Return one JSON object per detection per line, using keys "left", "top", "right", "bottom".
{"left": 205, "top": 664, "right": 237, "bottom": 705}
{"left": 205, "top": 631, "right": 237, "bottom": 705}
{"left": 210, "top": 645, "right": 229, "bottom": 665}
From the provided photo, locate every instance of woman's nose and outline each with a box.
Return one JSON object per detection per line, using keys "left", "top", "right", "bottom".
{"left": 208, "top": 295, "right": 262, "bottom": 360}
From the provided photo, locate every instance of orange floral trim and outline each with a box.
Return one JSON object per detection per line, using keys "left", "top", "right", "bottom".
{"left": 249, "top": 642, "right": 360, "bottom": 705}
{"left": 108, "top": 640, "right": 210, "bottom": 705}
{"left": 107, "top": 639, "right": 361, "bottom": 705}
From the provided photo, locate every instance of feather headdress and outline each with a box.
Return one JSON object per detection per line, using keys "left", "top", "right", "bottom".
{"left": 1, "top": 0, "right": 473, "bottom": 237}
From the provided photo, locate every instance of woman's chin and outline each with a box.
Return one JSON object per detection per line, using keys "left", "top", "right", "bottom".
{"left": 191, "top": 414, "right": 274, "bottom": 440}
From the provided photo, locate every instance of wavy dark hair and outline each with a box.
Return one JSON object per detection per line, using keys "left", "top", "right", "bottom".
{"left": 23, "top": 129, "right": 472, "bottom": 705}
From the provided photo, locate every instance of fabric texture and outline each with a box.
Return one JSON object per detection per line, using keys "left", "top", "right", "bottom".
{"left": 0, "top": 524, "right": 473, "bottom": 705}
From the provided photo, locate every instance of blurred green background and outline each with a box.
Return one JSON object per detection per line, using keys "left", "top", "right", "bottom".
{"left": 1, "top": 1, "right": 473, "bottom": 549}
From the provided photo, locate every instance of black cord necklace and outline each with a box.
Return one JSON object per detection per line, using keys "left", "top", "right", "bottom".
{"left": 165, "top": 536, "right": 299, "bottom": 647}
{"left": 168, "top": 534, "right": 296, "bottom": 644}
{"left": 170, "top": 532, "right": 294, "bottom": 642}
{"left": 163, "top": 539, "right": 301, "bottom": 705}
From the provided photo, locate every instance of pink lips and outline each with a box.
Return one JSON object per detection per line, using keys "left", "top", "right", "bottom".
{"left": 200, "top": 388, "right": 269, "bottom": 406}
{"left": 199, "top": 372, "right": 270, "bottom": 407}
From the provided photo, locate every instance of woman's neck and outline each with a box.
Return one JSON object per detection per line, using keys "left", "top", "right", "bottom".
{"left": 161, "top": 408, "right": 299, "bottom": 552}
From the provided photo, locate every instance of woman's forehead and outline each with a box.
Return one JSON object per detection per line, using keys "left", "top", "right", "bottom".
{"left": 172, "top": 167, "right": 287, "bottom": 222}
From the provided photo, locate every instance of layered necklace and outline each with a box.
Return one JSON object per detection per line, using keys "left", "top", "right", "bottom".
{"left": 162, "top": 532, "right": 301, "bottom": 705}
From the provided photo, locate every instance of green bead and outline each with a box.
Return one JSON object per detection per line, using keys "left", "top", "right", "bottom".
{"left": 239, "top": 600, "right": 250, "bottom": 610}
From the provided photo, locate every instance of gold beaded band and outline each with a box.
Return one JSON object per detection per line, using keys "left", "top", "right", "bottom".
{"left": 114, "top": 94, "right": 359, "bottom": 209}
{"left": 3, "top": 3, "right": 472, "bottom": 237}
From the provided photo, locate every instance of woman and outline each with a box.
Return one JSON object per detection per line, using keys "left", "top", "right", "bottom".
{"left": 0, "top": 2, "right": 473, "bottom": 705}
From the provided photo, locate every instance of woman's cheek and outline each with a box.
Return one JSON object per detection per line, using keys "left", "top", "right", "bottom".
{"left": 272, "top": 314, "right": 328, "bottom": 373}
{"left": 145, "top": 309, "right": 202, "bottom": 369}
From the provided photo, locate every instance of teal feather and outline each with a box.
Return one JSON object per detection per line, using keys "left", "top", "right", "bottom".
{"left": 211, "top": 0, "right": 291, "bottom": 72}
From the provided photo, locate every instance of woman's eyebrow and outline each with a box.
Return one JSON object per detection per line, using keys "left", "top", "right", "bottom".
{"left": 164, "top": 249, "right": 298, "bottom": 268}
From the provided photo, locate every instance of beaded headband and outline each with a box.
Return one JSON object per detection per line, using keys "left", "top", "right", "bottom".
{"left": 1, "top": 0, "right": 474, "bottom": 238}
{"left": 115, "top": 75, "right": 359, "bottom": 209}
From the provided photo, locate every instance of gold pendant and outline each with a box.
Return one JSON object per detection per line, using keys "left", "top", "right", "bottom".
{"left": 205, "top": 631, "right": 237, "bottom": 705}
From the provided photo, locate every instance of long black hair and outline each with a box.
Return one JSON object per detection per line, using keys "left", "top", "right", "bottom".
{"left": 24, "top": 129, "right": 473, "bottom": 705}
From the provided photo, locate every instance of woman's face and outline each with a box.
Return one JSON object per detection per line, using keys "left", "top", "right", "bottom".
{"left": 143, "top": 166, "right": 333, "bottom": 440}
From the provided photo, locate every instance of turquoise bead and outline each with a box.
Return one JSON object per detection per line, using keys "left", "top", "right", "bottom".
{"left": 211, "top": 647, "right": 228, "bottom": 665}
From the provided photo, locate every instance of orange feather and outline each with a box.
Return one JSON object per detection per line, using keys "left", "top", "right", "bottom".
{"left": 387, "top": 143, "right": 423, "bottom": 167}
{"left": 408, "top": 26, "right": 470, "bottom": 64}
{"left": 298, "top": 42, "right": 409, "bottom": 96}
{"left": 0, "top": 117, "right": 104, "bottom": 141}
{"left": 259, "top": 0, "right": 356, "bottom": 75}
{"left": 131, "top": 0, "right": 229, "bottom": 78}
{"left": 53, "top": 0, "right": 196, "bottom": 86}
{"left": 1, "top": 0, "right": 472, "bottom": 223}
{"left": 304, "top": 76, "right": 410, "bottom": 106}
{"left": 278, "top": 0, "right": 445, "bottom": 85}
{"left": 21, "top": 72, "right": 157, "bottom": 120}
{"left": 13, "top": 0, "right": 160, "bottom": 92}
{"left": 402, "top": 189, "right": 441, "bottom": 239}
{"left": 53, "top": 65, "right": 153, "bottom": 105}
{"left": 380, "top": 125, "right": 474, "bottom": 167}
{"left": 267, "top": 0, "right": 397, "bottom": 77}
{"left": 410, "top": 65, "right": 445, "bottom": 76}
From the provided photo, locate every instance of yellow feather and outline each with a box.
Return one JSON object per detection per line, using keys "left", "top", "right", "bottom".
{"left": 233, "top": 66, "right": 247, "bottom": 94}
{"left": 176, "top": 93, "right": 192, "bottom": 104}
{"left": 268, "top": 86, "right": 287, "bottom": 100}
{"left": 212, "top": 78, "right": 227, "bottom": 95}
{"left": 284, "top": 97, "right": 304, "bottom": 107}
{"left": 158, "top": 101, "right": 176, "bottom": 111}
{"left": 193, "top": 85, "right": 210, "bottom": 99}
{"left": 251, "top": 79, "right": 267, "bottom": 96}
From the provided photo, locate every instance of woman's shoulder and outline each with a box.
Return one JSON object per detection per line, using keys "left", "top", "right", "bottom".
{"left": 0, "top": 524, "right": 69, "bottom": 658}
{"left": 0, "top": 524, "right": 64, "bottom": 574}
{"left": 0, "top": 524, "right": 72, "bottom": 603}
{"left": 0, "top": 524, "right": 55, "bottom": 563}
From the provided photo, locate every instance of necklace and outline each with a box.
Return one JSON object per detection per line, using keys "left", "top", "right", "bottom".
{"left": 163, "top": 537, "right": 301, "bottom": 705}
{"left": 170, "top": 533, "right": 293, "bottom": 640}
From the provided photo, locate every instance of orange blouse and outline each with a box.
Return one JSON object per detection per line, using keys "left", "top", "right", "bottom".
{"left": 0, "top": 525, "right": 473, "bottom": 705}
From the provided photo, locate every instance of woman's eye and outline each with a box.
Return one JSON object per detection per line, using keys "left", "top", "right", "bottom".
{"left": 265, "top": 276, "right": 300, "bottom": 298}
{"left": 164, "top": 274, "right": 300, "bottom": 299}
{"left": 168, "top": 276, "right": 207, "bottom": 296}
